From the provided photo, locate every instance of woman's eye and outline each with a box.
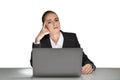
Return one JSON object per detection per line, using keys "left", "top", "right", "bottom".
{"left": 55, "top": 19, "right": 59, "bottom": 22}
{"left": 48, "top": 22, "right": 51, "bottom": 24}
{"left": 55, "top": 19, "right": 59, "bottom": 21}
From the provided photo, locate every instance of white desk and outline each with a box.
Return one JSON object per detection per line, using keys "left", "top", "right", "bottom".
{"left": 0, "top": 68, "right": 120, "bottom": 80}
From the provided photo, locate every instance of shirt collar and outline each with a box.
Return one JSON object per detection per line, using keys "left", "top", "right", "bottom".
{"left": 50, "top": 32, "right": 64, "bottom": 48}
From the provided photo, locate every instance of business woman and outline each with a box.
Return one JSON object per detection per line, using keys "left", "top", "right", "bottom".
{"left": 30, "top": 10, "right": 96, "bottom": 74}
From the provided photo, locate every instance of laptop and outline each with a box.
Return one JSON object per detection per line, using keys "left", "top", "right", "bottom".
{"left": 32, "top": 48, "right": 83, "bottom": 77}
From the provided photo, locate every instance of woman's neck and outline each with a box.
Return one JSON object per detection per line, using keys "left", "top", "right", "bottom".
{"left": 50, "top": 32, "right": 60, "bottom": 45}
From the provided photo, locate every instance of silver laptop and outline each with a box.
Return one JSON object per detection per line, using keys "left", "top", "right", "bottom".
{"left": 32, "top": 48, "right": 83, "bottom": 77}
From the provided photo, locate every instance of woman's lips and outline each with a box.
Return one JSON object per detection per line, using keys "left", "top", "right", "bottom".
{"left": 54, "top": 27, "right": 58, "bottom": 29}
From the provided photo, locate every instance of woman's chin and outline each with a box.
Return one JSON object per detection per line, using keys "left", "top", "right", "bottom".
{"left": 50, "top": 29, "right": 60, "bottom": 34}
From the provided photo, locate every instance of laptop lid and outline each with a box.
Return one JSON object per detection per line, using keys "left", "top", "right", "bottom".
{"left": 32, "top": 48, "right": 83, "bottom": 77}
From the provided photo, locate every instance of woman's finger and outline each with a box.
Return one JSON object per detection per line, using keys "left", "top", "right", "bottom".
{"left": 43, "top": 21, "right": 46, "bottom": 27}
{"left": 88, "top": 69, "right": 93, "bottom": 74}
{"left": 82, "top": 64, "right": 93, "bottom": 74}
{"left": 86, "top": 65, "right": 92, "bottom": 74}
{"left": 82, "top": 64, "right": 89, "bottom": 74}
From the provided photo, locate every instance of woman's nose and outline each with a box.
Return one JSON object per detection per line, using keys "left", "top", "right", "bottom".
{"left": 52, "top": 22, "right": 55, "bottom": 26}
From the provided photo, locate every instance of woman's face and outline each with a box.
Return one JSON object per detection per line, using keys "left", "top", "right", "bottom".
{"left": 44, "top": 13, "right": 60, "bottom": 34}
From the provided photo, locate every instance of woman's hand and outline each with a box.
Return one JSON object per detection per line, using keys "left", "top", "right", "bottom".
{"left": 35, "top": 22, "right": 49, "bottom": 43}
{"left": 82, "top": 64, "right": 93, "bottom": 74}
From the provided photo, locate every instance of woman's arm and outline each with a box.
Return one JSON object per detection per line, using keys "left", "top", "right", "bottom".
{"left": 74, "top": 33, "right": 96, "bottom": 74}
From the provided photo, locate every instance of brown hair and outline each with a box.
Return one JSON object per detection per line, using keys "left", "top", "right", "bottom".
{"left": 42, "top": 10, "right": 57, "bottom": 24}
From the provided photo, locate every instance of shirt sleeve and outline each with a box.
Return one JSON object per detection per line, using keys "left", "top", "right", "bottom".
{"left": 32, "top": 42, "right": 41, "bottom": 48}
{"left": 34, "top": 42, "right": 40, "bottom": 44}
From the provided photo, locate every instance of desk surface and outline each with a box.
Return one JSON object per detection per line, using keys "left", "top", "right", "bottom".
{"left": 0, "top": 68, "right": 120, "bottom": 80}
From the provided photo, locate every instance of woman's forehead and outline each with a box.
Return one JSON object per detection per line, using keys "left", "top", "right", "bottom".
{"left": 45, "top": 13, "right": 58, "bottom": 20}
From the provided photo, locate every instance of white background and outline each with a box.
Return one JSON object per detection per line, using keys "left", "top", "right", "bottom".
{"left": 0, "top": 0, "right": 120, "bottom": 68}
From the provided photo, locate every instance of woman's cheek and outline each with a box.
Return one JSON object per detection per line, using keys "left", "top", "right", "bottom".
{"left": 48, "top": 27, "right": 53, "bottom": 32}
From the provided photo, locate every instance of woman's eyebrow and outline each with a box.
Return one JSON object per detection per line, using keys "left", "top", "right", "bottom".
{"left": 47, "top": 17, "right": 58, "bottom": 21}
{"left": 47, "top": 19, "right": 52, "bottom": 21}
{"left": 55, "top": 17, "right": 59, "bottom": 19}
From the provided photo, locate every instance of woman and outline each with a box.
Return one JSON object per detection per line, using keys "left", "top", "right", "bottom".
{"left": 30, "top": 10, "right": 96, "bottom": 74}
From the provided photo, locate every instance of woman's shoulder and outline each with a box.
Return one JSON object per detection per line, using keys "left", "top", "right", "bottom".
{"left": 61, "top": 30, "right": 77, "bottom": 37}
